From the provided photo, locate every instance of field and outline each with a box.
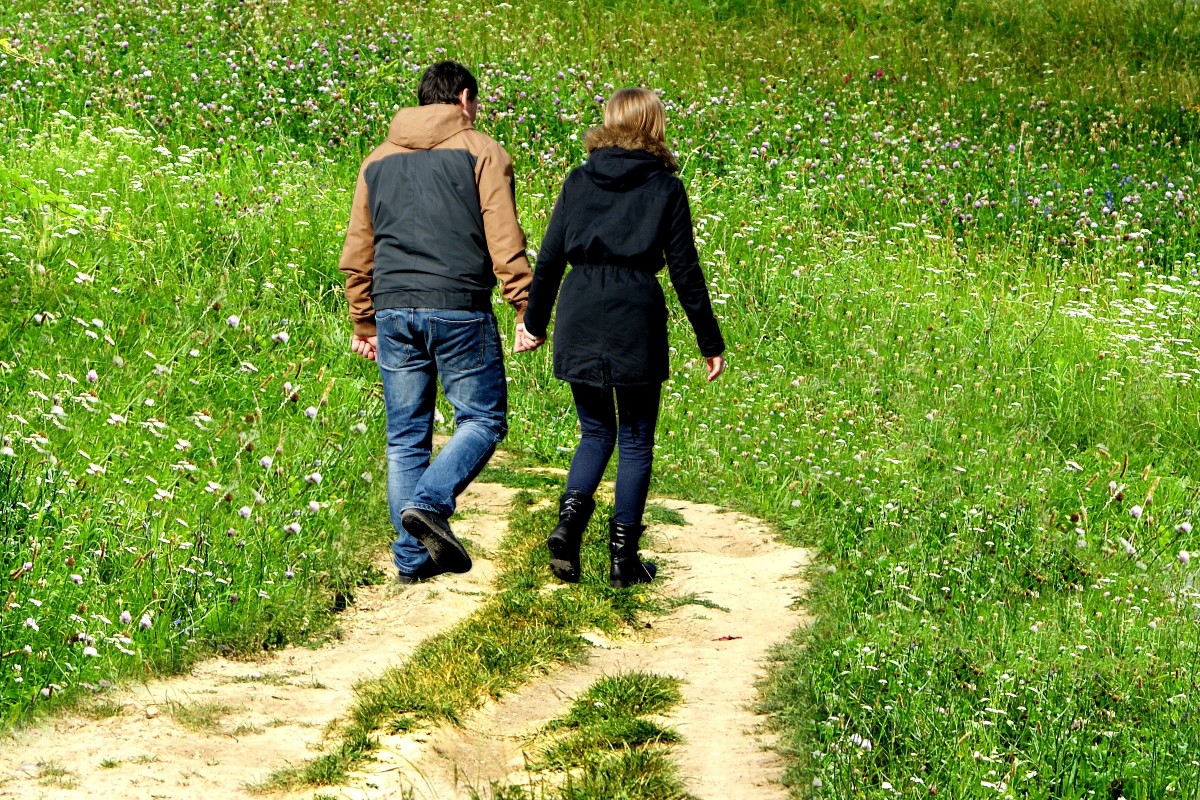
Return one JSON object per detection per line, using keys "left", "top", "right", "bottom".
{"left": 3, "top": 0, "right": 1200, "bottom": 796}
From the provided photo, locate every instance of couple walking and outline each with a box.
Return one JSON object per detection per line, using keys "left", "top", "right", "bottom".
{"left": 339, "top": 61, "right": 726, "bottom": 588}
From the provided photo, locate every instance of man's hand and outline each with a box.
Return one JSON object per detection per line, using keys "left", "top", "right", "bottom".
{"left": 706, "top": 354, "right": 726, "bottom": 382}
{"left": 352, "top": 334, "right": 378, "bottom": 361}
{"left": 513, "top": 322, "right": 545, "bottom": 354}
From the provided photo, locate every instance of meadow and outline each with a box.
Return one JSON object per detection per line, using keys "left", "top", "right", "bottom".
{"left": 3, "top": 0, "right": 1200, "bottom": 796}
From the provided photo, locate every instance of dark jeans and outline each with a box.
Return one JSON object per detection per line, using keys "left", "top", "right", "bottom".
{"left": 566, "top": 383, "right": 662, "bottom": 527}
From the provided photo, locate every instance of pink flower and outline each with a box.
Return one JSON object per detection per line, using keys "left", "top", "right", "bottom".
{"left": 1180, "top": 550, "right": 1191, "bottom": 565}
{"left": 120, "top": 610, "right": 132, "bottom": 624}
{"left": 1130, "top": 505, "right": 1143, "bottom": 519}
{"left": 259, "top": 456, "right": 273, "bottom": 469}
{"left": 139, "top": 613, "right": 153, "bottom": 630}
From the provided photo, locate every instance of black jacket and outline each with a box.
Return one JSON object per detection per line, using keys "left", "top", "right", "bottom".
{"left": 524, "top": 126, "right": 725, "bottom": 387}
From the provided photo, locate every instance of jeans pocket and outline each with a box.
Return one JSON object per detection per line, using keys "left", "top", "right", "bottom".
{"left": 377, "top": 311, "right": 419, "bottom": 372}
{"left": 431, "top": 315, "right": 486, "bottom": 373}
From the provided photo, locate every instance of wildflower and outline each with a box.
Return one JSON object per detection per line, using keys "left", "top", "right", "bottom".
{"left": 352, "top": 422, "right": 367, "bottom": 434}
{"left": 120, "top": 610, "right": 132, "bottom": 625}
{"left": 82, "top": 646, "right": 99, "bottom": 657}
{"left": 86, "top": 369, "right": 98, "bottom": 383}
{"left": 272, "top": 330, "right": 289, "bottom": 344}
{"left": 259, "top": 456, "right": 273, "bottom": 469}
{"left": 1180, "top": 550, "right": 1191, "bottom": 565}
{"left": 1130, "top": 505, "right": 1143, "bottom": 519}
{"left": 226, "top": 314, "right": 240, "bottom": 327}
{"left": 285, "top": 568, "right": 295, "bottom": 579}
{"left": 284, "top": 522, "right": 301, "bottom": 535}
{"left": 1177, "top": 521, "right": 1193, "bottom": 534}
{"left": 24, "top": 618, "right": 39, "bottom": 631}
{"left": 1119, "top": 537, "right": 1136, "bottom": 557}
{"left": 238, "top": 505, "right": 252, "bottom": 518}
{"left": 304, "top": 471, "right": 322, "bottom": 484}
{"left": 1, "top": 446, "right": 15, "bottom": 457}
{"left": 70, "top": 574, "right": 83, "bottom": 585}
{"left": 307, "top": 500, "right": 320, "bottom": 513}
{"left": 304, "top": 406, "right": 318, "bottom": 419}
{"left": 139, "top": 613, "right": 152, "bottom": 630}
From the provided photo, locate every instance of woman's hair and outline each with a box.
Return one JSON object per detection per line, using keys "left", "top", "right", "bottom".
{"left": 603, "top": 88, "right": 666, "bottom": 142}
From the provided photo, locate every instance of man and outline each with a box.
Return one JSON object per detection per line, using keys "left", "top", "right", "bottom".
{"left": 339, "top": 61, "right": 538, "bottom": 583}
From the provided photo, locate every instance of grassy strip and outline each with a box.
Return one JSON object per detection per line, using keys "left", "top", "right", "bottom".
{"left": 489, "top": 672, "right": 693, "bottom": 800}
{"left": 261, "top": 487, "right": 652, "bottom": 790}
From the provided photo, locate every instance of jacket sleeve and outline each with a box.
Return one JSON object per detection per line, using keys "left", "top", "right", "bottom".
{"left": 664, "top": 181, "right": 725, "bottom": 358}
{"left": 338, "top": 166, "right": 377, "bottom": 337}
{"left": 476, "top": 141, "right": 533, "bottom": 322}
{"left": 523, "top": 188, "right": 569, "bottom": 340}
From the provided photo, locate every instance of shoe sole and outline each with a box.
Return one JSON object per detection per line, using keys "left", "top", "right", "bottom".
{"left": 546, "top": 536, "right": 580, "bottom": 584}
{"left": 401, "top": 509, "right": 472, "bottom": 574}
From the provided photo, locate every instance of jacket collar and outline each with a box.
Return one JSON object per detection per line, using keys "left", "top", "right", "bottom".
{"left": 583, "top": 125, "right": 678, "bottom": 173}
{"left": 387, "top": 104, "right": 473, "bottom": 150}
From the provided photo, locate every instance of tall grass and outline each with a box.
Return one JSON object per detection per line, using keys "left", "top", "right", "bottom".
{"left": 3, "top": 0, "right": 1200, "bottom": 794}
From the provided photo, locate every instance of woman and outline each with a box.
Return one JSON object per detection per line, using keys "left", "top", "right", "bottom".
{"left": 517, "top": 88, "right": 726, "bottom": 588}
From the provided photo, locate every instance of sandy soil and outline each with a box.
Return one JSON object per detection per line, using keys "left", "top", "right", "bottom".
{"left": 0, "top": 488, "right": 812, "bottom": 800}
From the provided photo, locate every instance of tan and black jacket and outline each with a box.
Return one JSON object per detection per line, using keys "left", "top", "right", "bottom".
{"left": 338, "top": 104, "right": 532, "bottom": 337}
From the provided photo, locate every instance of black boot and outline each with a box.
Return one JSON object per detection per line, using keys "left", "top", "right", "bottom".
{"left": 546, "top": 490, "right": 595, "bottom": 583}
{"left": 608, "top": 520, "right": 657, "bottom": 589}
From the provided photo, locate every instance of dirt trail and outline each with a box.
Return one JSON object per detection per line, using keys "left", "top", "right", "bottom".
{"left": 311, "top": 499, "right": 812, "bottom": 800}
{"left": 0, "top": 490, "right": 812, "bottom": 800}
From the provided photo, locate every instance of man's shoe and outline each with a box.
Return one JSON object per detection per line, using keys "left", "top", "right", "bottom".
{"left": 401, "top": 508, "right": 472, "bottom": 574}
{"left": 396, "top": 559, "right": 446, "bottom": 585}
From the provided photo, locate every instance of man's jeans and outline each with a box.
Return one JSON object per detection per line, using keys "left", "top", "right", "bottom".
{"left": 375, "top": 308, "right": 508, "bottom": 574}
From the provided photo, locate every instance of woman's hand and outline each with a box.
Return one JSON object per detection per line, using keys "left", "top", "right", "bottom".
{"left": 706, "top": 354, "right": 726, "bottom": 382}
{"left": 513, "top": 322, "right": 546, "bottom": 354}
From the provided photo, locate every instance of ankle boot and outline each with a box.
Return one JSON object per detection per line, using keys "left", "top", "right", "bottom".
{"left": 608, "top": 520, "right": 657, "bottom": 589}
{"left": 546, "top": 490, "right": 595, "bottom": 583}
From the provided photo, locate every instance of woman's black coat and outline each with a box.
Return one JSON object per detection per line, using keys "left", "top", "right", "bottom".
{"left": 523, "top": 126, "right": 725, "bottom": 388}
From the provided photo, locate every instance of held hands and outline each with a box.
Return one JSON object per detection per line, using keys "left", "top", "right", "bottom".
{"left": 706, "top": 354, "right": 726, "bottom": 382}
{"left": 513, "top": 322, "right": 546, "bottom": 354}
{"left": 351, "top": 334, "right": 378, "bottom": 361}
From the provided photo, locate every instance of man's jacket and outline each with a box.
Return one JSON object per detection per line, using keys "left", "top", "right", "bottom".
{"left": 339, "top": 104, "right": 532, "bottom": 337}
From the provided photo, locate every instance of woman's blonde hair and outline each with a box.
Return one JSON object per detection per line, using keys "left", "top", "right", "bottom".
{"left": 603, "top": 88, "right": 666, "bottom": 142}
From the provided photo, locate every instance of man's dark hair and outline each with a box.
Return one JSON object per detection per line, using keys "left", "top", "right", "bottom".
{"left": 418, "top": 61, "right": 478, "bottom": 106}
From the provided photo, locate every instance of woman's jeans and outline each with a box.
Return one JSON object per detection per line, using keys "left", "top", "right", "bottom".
{"left": 375, "top": 308, "right": 508, "bottom": 573}
{"left": 566, "top": 383, "right": 662, "bottom": 527}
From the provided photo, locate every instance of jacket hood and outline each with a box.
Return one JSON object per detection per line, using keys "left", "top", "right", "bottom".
{"left": 387, "top": 104, "right": 473, "bottom": 150}
{"left": 582, "top": 125, "right": 679, "bottom": 190}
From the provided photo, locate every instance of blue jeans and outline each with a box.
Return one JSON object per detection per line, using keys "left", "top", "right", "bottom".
{"left": 376, "top": 308, "right": 508, "bottom": 574}
{"left": 566, "top": 383, "right": 662, "bottom": 527}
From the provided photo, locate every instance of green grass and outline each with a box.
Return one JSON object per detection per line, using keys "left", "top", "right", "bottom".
{"left": 4, "top": 0, "right": 1200, "bottom": 795}
{"left": 488, "top": 672, "right": 692, "bottom": 800}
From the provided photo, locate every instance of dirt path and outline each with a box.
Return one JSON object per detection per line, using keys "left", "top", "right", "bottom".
{"left": 0, "top": 490, "right": 811, "bottom": 800}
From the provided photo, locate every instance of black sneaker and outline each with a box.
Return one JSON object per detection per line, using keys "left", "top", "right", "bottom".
{"left": 396, "top": 558, "right": 447, "bottom": 585}
{"left": 400, "top": 508, "right": 472, "bottom": 574}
